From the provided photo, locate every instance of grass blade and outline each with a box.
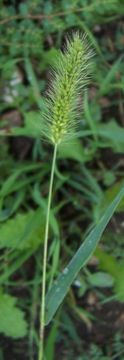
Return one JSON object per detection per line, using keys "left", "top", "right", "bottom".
{"left": 45, "top": 187, "right": 124, "bottom": 324}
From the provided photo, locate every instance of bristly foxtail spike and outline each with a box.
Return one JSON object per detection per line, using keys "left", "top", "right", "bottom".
{"left": 42, "top": 33, "right": 94, "bottom": 145}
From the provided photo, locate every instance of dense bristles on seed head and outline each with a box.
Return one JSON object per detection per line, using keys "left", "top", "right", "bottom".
{"left": 43, "top": 33, "right": 93, "bottom": 145}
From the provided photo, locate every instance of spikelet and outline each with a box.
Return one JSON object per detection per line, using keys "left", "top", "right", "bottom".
{"left": 42, "top": 33, "right": 93, "bottom": 145}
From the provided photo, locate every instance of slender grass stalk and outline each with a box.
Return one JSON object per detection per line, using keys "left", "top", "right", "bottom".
{"left": 38, "top": 144, "right": 57, "bottom": 360}
{"left": 38, "top": 33, "right": 93, "bottom": 360}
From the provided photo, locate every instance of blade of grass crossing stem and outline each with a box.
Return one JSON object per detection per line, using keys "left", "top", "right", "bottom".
{"left": 45, "top": 187, "right": 124, "bottom": 324}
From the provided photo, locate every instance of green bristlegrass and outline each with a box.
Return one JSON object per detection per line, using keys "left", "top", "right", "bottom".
{"left": 38, "top": 33, "right": 93, "bottom": 360}
{"left": 43, "top": 33, "right": 93, "bottom": 145}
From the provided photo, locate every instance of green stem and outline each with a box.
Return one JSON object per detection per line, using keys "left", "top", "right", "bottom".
{"left": 38, "top": 144, "right": 57, "bottom": 360}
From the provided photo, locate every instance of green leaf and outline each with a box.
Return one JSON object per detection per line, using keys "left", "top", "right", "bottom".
{"left": 10, "top": 111, "right": 42, "bottom": 138}
{"left": 0, "top": 162, "right": 42, "bottom": 198}
{"left": 88, "top": 272, "right": 114, "bottom": 288}
{"left": 98, "top": 120, "right": 124, "bottom": 153}
{"left": 0, "top": 291, "right": 27, "bottom": 338}
{"left": 95, "top": 248, "right": 118, "bottom": 278}
{"left": 45, "top": 187, "right": 124, "bottom": 324}
{"left": 24, "top": 57, "right": 42, "bottom": 106}
{"left": 0, "top": 209, "right": 45, "bottom": 250}
{"left": 99, "top": 56, "right": 123, "bottom": 95}
{"left": 23, "top": 111, "right": 42, "bottom": 137}
{"left": 95, "top": 249, "right": 124, "bottom": 301}
{"left": 58, "top": 139, "right": 88, "bottom": 163}
{"left": 100, "top": 180, "right": 124, "bottom": 214}
{"left": 115, "top": 266, "right": 124, "bottom": 302}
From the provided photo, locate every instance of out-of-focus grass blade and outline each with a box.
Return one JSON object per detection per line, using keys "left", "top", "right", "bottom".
{"left": 24, "top": 56, "right": 41, "bottom": 107}
{"left": 24, "top": 56, "right": 46, "bottom": 112}
{"left": 45, "top": 187, "right": 124, "bottom": 324}
{"left": 45, "top": 312, "right": 60, "bottom": 360}
{"left": 0, "top": 190, "right": 25, "bottom": 221}
{"left": 99, "top": 56, "right": 123, "bottom": 95}
{"left": 84, "top": 92, "right": 98, "bottom": 142}
{"left": 0, "top": 163, "right": 43, "bottom": 197}
{"left": 0, "top": 249, "right": 35, "bottom": 285}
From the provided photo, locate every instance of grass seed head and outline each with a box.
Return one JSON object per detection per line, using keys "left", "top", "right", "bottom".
{"left": 42, "top": 33, "right": 93, "bottom": 145}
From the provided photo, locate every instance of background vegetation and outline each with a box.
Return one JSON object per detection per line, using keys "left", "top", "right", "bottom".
{"left": 0, "top": 0, "right": 124, "bottom": 359}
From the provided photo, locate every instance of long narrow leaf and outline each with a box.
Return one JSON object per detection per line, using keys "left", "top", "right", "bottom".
{"left": 45, "top": 187, "right": 124, "bottom": 324}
